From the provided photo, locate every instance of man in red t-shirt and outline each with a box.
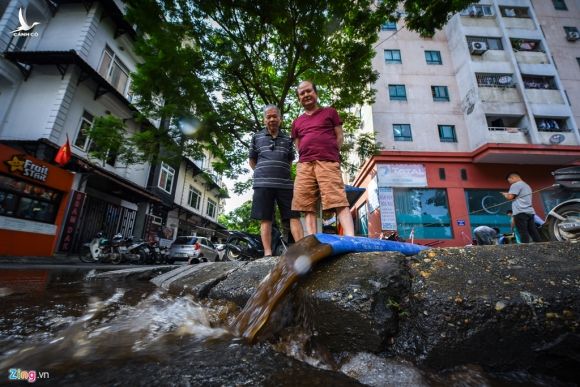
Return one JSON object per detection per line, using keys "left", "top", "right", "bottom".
{"left": 291, "top": 80, "right": 355, "bottom": 236}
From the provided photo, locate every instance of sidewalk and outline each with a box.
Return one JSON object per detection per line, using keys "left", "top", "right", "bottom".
{"left": 0, "top": 253, "right": 83, "bottom": 265}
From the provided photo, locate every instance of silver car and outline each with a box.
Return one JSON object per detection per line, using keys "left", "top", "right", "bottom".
{"left": 168, "top": 236, "right": 219, "bottom": 264}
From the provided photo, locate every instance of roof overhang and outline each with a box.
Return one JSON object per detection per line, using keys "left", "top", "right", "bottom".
{"left": 48, "top": 0, "right": 137, "bottom": 40}
{"left": 472, "top": 143, "right": 580, "bottom": 165}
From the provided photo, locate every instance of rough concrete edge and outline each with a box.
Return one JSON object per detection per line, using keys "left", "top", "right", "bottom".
{"left": 89, "top": 266, "right": 175, "bottom": 279}
{"left": 176, "top": 264, "right": 247, "bottom": 299}
{"left": 151, "top": 262, "right": 248, "bottom": 293}
{"left": 151, "top": 265, "right": 197, "bottom": 288}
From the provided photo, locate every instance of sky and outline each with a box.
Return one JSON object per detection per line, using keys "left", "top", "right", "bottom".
{"left": 222, "top": 172, "right": 252, "bottom": 213}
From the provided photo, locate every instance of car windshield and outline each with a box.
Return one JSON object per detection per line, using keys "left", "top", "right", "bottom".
{"left": 174, "top": 236, "right": 197, "bottom": 245}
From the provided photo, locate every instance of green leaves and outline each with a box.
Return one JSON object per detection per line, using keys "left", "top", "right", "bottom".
{"left": 124, "top": 0, "right": 472, "bottom": 180}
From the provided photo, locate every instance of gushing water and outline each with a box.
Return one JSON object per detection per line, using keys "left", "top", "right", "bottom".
{"left": 0, "top": 288, "right": 230, "bottom": 371}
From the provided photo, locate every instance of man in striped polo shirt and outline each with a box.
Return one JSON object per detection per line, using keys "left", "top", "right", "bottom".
{"left": 249, "top": 105, "right": 304, "bottom": 256}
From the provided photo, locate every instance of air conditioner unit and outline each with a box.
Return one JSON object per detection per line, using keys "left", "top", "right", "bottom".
{"left": 470, "top": 41, "right": 488, "bottom": 55}
{"left": 566, "top": 31, "right": 580, "bottom": 41}
{"left": 150, "top": 215, "right": 162, "bottom": 225}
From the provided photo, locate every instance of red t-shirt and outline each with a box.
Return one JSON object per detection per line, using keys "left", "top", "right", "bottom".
{"left": 291, "top": 107, "right": 342, "bottom": 162}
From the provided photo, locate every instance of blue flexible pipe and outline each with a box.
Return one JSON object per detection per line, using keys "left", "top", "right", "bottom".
{"left": 314, "top": 233, "right": 428, "bottom": 256}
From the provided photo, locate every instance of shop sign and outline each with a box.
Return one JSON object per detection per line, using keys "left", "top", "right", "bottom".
{"left": 378, "top": 187, "right": 397, "bottom": 230}
{"left": 59, "top": 191, "right": 86, "bottom": 252}
{"left": 377, "top": 164, "right": 427, "bottom": 187}
{"left": 4, "top": 155, "right": 49, "bottom": 182}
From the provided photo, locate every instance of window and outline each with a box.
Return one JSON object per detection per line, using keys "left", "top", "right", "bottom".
{"left": 553, "top": 0, "right": 568, "bottom": 10}
{"left": 535, "top": 117, "right": 569, "bottom": 132}
{"left": 0, "top": 174, "right": 62, "bottom": 224}
{"left": 158, "top": 162, "right": 175, "bottom": 193}
{"left": 438, "top": 125, "right": 457, "bottom": 142}
{"left": 500, "top": 7, "right": 530, "bottom": 18}
{"left": 577, "top": 58, "right": 580, "bottom": 68}
{"left": 384, "top": 49, "right": 402, "bottom": 64}
{"left": 73, "top": 111, "right": 94, "bottom": 150}
{"left": 466, "top": 36, "right": 504, "bottom": 50}
{"left": 522, "top": 75, "right": 557, "bottom": 90}
{"left": 425, "top": 50, "right": 442, "bottom": 65}
{"left": 206, "top": 199, "right": 216, "bottom": 218}
{"left": 394, "top": 188, "right": 452, "bottom": 239}
{"left": 388, "top": 84, "right": 407, "bottom": 101}
{"left": 460, "top": 4, "right": 494, "bottom": 17}
{"left": 381, "top": 21, "right": 397, "bottom": 31}
{"left": 431, "top": 86, "right": 449, "bottom": 101}
{"left": 98, "top": 46, "right": 130, "bottom": 96}
{"left": 541, "top": 189, "right": 580, "bottom": 214}
{"left": 511, "top": 38, "right": 543, "bottom": 52}
{"left": 393, "top": 124, "right": 412, "bottom": 141}
{"left": 188, "top": 185, "right": 201, "bottom": 210}
{"left": 465, "top": 190, "right": 512, "bottom": 235}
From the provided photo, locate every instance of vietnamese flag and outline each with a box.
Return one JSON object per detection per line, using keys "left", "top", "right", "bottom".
{"left": 54, "top": 135, "right": 72, "bottom": 166}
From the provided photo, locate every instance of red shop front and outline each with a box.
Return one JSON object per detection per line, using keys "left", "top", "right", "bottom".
{"left": 0, "top": 143, "right": 74, "bottom": 256}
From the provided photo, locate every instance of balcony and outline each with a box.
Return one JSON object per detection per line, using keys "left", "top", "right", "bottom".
{"left": 477, "top": 73, "right": 522, "bottom": 103}
{"left": 485, "top": 115, "right": 528, "bottom": 144}
{"left": 500, "top": 6, "right": 536, "bottom": 30}
{"left": 511, "top": 39, "right": 549, "bottom": 64}
{"left": 522, "top": 75, "right": 564, "bottom": 104}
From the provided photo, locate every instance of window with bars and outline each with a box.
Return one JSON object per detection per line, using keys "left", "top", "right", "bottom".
{"left": 438, "top": 125, "right": 457, "bottom": 143}
{"left": 466, "top": 36, "right": 504, "bottom": 50}
{"left": 188, "top": 186, "right": 201, "bottom": 210}
{"left": 158, "top": 162, "right": 175, "bottom": 193}
{"left": 522, "top": 75, "right": 558, "bottom": 90}
{"left": 384, "top": 49, "right": 402, "bottom": 64}
{"left": 393, "top": 124, "right": 412, "bottom": 141}
{"left": 388, "top": 84, "right": 407, "bottom": 101}
{"left": 475, "top": 73, "right": 516, "bottom": 88}
{"left": 431, "top": 86, "right": 449, "bottom": 101}
{"left": 425, "top": 50, "right": 442, "bottom": 65}
{"left": 97, "top": 46, "right": 131, "bottom": 96}
{"left": 553, "top": 0, "right": 568, "bottom": 10}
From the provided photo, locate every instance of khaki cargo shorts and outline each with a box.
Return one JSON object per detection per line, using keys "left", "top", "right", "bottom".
{"left": 292, "top": 161, "right": 349, "bottom": 212}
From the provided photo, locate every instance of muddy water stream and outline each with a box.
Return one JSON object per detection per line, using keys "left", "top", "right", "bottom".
{"left": 0, "top": 267, "right": 573, "bottom": 386}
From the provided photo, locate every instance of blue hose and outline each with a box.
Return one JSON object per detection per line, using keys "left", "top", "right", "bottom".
{"left": 314, "top": 234, "right": 428, "bottom": 256}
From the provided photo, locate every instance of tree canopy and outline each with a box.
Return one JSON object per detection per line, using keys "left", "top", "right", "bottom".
{"left": 122, "top": 0, "right": 472, "bottom": 189}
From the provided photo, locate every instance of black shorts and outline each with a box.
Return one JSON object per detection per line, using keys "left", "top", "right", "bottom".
{"left": 251, "top": 187, "right": 300, "bottom": 221}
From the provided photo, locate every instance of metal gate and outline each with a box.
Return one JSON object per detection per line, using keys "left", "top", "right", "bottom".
{"left": 73, "top": 195, "right": 136, "bottom": 251}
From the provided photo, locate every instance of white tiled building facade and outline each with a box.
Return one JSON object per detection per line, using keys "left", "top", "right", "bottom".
{"left": 353, "top": 0, "right": 580, "bottom": 246}
{"left": 0, "top": 0, "right": 225, "bottom": 256}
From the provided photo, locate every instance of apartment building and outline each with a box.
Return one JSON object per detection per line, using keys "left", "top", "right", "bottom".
{"left": 0, "top": 0, "right": 224, "bottom": 256}
{"left": 352, "top": 0, "right": 580, "bottom": 247}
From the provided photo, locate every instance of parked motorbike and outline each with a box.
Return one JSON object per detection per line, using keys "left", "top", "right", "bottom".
{"left": 223, "top": 227, "right": 287, "bottom": 261}
{"left": 545, "top": 166, "right": 580, "bottom": 241}
{"left": 147, "top": 241, "right": 170, "bottom": 264}
{"left": 79, "top": 232, "right": 122, "bottom": 264}
{"left": 113, "top": 234, "right": 147, "bottom": 264}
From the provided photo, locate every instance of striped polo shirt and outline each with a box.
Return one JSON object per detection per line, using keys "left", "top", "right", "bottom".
{"left": 249, "top": 129, "right": 295, "bottom": 189}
